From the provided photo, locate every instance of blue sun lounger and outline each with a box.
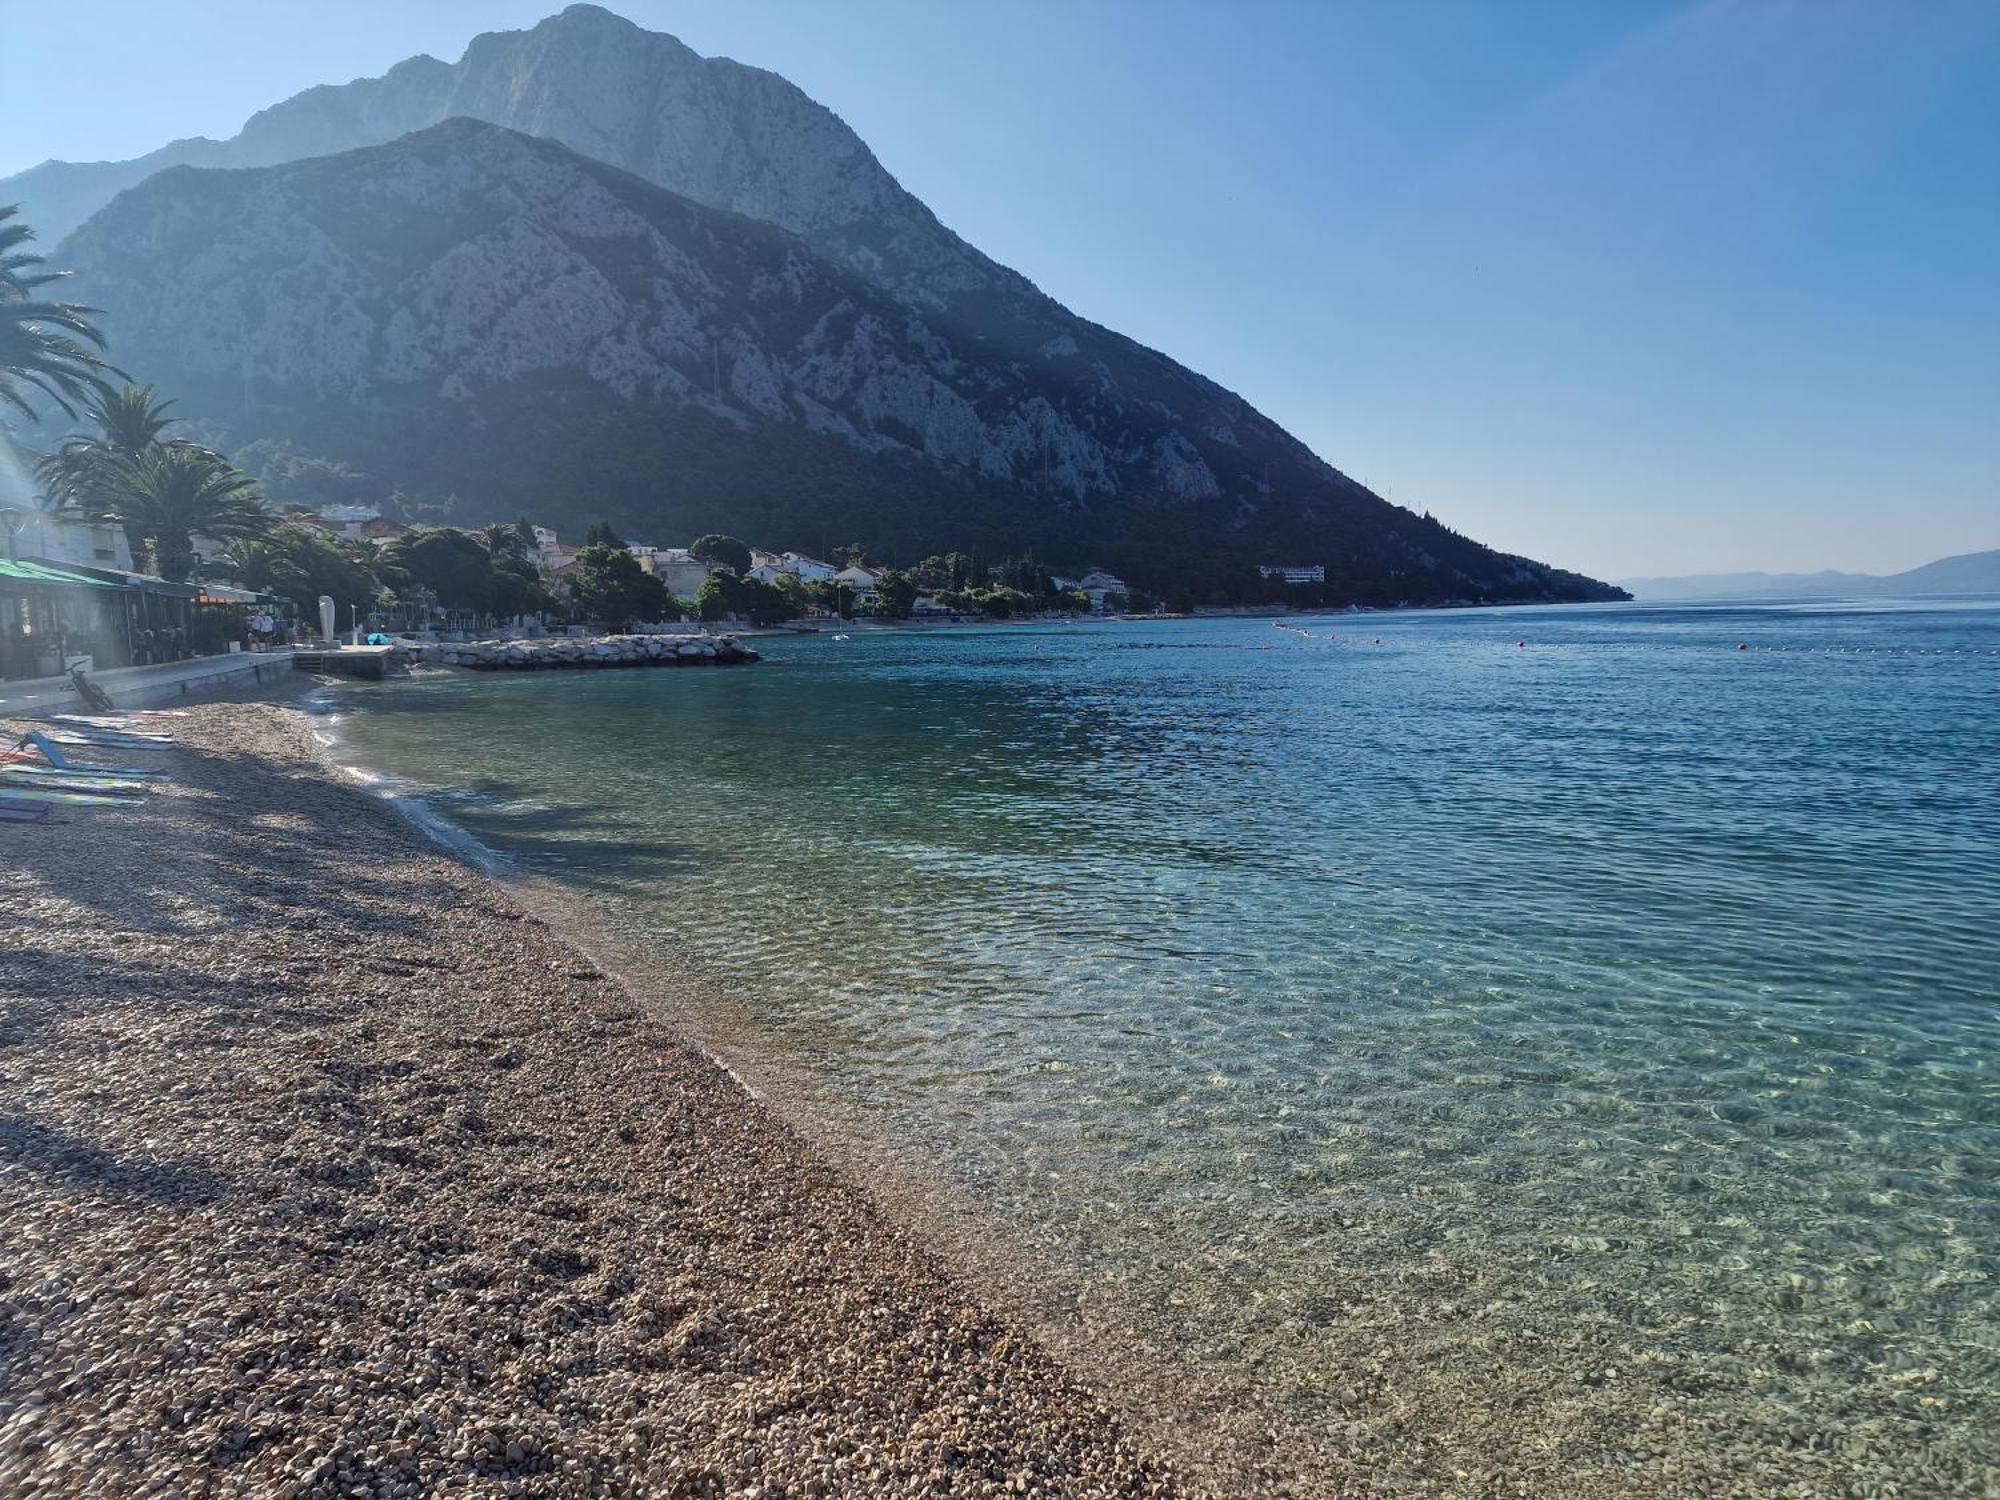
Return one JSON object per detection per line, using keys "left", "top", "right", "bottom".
{"left": 39, "top": 729, "right": 173, "bottom": 750}
{"left": 14, "top": 731, "right": 165, "bottom": 776}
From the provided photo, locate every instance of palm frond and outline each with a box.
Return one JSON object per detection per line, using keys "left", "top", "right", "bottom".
{"left": 1, "top": 297, "right": 113, "bottom": 348}
{"left": 0, "top": 205, "right": 57, "bottom": 298}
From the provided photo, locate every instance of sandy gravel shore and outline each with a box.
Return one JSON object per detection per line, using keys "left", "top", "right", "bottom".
{"left": 0, "top": 703, "right": 1178, "bottom": 1498}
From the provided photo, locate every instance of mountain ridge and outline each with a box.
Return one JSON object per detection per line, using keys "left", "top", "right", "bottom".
{"left": 58, "top": 119, "right": 1613, "bottom": 603}
{"left": 24, "top": 6, "right": 1622, "bottom": 603}
{"left": 1618, "top": 548, "right": 2000, "bottom": 600}
{"left": 9, "top": 4, "right": 1021, "bottom": 311}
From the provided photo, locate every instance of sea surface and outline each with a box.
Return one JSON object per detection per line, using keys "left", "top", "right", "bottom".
{"left": 326, "top": 599, "right": 2000, "bottom": 1496}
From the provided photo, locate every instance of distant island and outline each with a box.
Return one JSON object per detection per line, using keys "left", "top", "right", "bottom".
{"left": 1618, "top": 547, "right": 2000, "bottom": 601}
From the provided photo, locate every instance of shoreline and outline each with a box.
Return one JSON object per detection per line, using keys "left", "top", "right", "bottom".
{"left": 724, "top": 597, "right": 1617, "bottom": 638}
{"left": 0, "top": 700, "right": 1183, "bottom": 1498}
{"left": 305, "top": 688, "right": 1309, "bottom": 1497}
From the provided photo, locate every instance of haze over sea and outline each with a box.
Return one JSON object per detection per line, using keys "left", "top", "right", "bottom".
{"left": 329, "top": 599, "right": 2000, "bottom": 1495}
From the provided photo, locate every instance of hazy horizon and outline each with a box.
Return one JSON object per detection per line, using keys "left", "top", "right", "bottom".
{"left": 2, "top": 0, "right": 1994, "bottom": 581}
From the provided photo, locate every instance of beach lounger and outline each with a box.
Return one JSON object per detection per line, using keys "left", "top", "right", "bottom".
{"left": 19, "top": 731, "right": 92, "bottom": 768}
{"left": 55, "top": 712, "right": 188, "bottom": 724}
{"left": 42, "top": 718, "right": 175, "bottom": 741}
{"left": 0, "top": 769, "right": 149, "bottom": 797}
{"left": 1, "top": 761, "right": 168, "bottom": 782}
{"left": 18, "top": 732, "right": 80, "bottom": 768}
{"left": 18, "top": 730, "right": 169, "bottom": 763}
{"left": 36, "top": 731, "right": 173, "bottom": 752}
{"left": 51, "top": 711, "right": 188, "bottom": 728}
{"left": 0, "top": 784, "right": 147, "bottom": 806}
{"left": 7, "top": 736, "right": 165, "bottom": 777}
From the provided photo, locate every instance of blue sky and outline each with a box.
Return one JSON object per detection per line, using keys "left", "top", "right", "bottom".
{"left": 2, "top": 0, "right": 1994, "bottom": 579}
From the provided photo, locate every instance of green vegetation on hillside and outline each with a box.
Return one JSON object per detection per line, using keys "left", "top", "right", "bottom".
{"left": 569, "top": 541, "right": 674, "bottom": 631}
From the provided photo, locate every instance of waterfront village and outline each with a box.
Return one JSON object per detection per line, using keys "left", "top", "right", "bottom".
{"left": 0, "top": 364, "right": 1330, "bottom": 691}
{"left": 3, "top": 490, "right": 1237, "bottom": 685}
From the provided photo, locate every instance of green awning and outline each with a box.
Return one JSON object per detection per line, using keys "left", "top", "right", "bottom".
{"left": 0, "top": 558, "right": 129, "bottom": 589}
{"left": 60, "top": 563, "right": 199, "bottom": 598}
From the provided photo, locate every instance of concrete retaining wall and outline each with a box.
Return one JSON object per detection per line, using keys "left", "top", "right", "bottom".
{"left": 0, "top": 652, "right": 296, "bottom": 715}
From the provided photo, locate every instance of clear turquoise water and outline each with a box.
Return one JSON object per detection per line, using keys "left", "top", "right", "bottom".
{"left": 328, "top": 600, "right": 2000, "bottom": 1496}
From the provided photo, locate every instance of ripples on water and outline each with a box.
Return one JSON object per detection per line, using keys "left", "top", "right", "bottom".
{"left": 332, "top": 601, "right": 2000, "bottom": 1496}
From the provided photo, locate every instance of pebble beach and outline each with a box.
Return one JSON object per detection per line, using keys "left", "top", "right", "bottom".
{"left": 0, "top": 702, "right": 1178, "bottom": 1499}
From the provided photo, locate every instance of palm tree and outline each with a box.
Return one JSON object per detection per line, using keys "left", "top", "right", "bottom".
{"left": 35, "top": 383, "right": 195, "bottom": 513}
{"left": 480, "top": 521, "right": 523, "bottom": 561}
{"left": 0, "top": 204, "right": 63, "bottom": 298}
{"left": 0, "top": 205, "right": 119, "bottom": 421}
{"left": 0, "top": 297, "right": 118, "bottom": 422}
{"left": 225, "top": 523, "right": 383, "bottom": 619}
{"left": 86, "top": 446, "right": 271, "bottom": 580}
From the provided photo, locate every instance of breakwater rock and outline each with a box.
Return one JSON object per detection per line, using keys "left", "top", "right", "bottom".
{"left": 406, "top": 634, "right": 759, "bottom": 671}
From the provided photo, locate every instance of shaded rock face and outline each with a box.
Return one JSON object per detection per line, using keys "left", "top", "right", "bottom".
{"left": 58, "top": 124, "right": 1114, "bottom": 526}
{"left": 25, "top": 6, "right": 1622, "bottom": 602}
{"left": 60, "top": 121, "right": 1615, "bottom": 602}
{"left": 8, "top": 3, "right": 1004, "bottom": 309}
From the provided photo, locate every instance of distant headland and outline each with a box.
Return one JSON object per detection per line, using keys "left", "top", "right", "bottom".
{"left": 1618, "top": 547, "right": 2000, "bottom": 601}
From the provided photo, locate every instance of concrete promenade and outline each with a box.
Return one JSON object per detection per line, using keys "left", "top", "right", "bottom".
{"left": 0, "top": 650, "right": 296, "bottom": 714}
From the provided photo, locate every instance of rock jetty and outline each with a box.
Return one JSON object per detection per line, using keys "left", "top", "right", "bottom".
{"left": 406, "top": 633, "right": 758, "bottom": 671}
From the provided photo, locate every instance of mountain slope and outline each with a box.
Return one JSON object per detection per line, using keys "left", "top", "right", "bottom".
{"left": 59, "top": 121, "right": 1615, "bottom": 603}
{"left": 9, "top": 4, "right": 1013, "bottom": 311}
{"left": 1619, "top": 549, "right": 2000, "bottom": 600}
{"left": 1, "top": 53, "right": 456, "bottom": 252}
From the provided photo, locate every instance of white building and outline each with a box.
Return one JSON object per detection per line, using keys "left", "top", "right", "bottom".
{"left": 743, "top": 549, "right": 837, "bottom": 586}
{"left": 1259, "top": 564, "right": 1326, "bottom": 585}
{"left": 827, "top": 564, "right": 881, "bottom": 610}
{"left": 1075, "top": 568, "right": 1130, "bottom": 614}
{"left": 782, "top": 552, "right": 836, "bottom": 583}
{"left": 304, "top": 504, "right": 382, "bottom": 542}
{"left": 649, "top": 547, "right": 714, "bottom": 598}
{"left": 12, "top": 510, "right": 132, "bottom": 571}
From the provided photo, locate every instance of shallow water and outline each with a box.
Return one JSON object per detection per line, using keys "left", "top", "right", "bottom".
{"left": 330, "top": 600, "right": 2000, "bottom": 1496}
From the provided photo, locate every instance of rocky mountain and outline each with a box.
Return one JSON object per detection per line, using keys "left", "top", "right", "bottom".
{"left": 27, "top": 6, "right": 1621, "bottom": 603}
{"left": 7, "top": 3, "right": 1017, "bottom": 310}
{"left": 56, "top": 120, "right": 1610, "bottom": 603}
{"left": 1620, "top": 548, "right": 2000, "bottom": 600}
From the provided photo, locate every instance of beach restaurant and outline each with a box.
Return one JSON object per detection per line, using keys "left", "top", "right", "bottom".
{"left": 0, "top": 556, "right": 133, "bottom": 681}
{"left": 0, "top": 558, "right": 282, "bottom": 681}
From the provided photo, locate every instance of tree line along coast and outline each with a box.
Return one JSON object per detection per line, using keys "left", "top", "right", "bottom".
{"left": 4, "top": 193, "right": 1538, "bottom": 680}
{"left": 3, "top": 201, "right": 1198, "bottom": 662}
